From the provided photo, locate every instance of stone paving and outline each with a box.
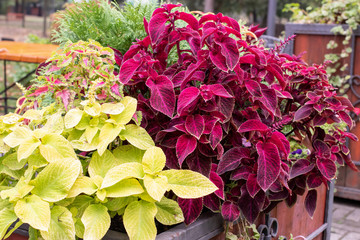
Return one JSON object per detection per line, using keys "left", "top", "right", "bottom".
{"left": 331, "top": 198, "right": 360, "bottom": 240}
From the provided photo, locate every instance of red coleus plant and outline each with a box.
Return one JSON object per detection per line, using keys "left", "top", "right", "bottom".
{"left": 116, "top": 4, "right": 358, "bottom": 225}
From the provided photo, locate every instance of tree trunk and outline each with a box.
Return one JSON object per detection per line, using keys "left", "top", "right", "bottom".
{"left": 204, "top": 0, "right": 214, "bottom": 13}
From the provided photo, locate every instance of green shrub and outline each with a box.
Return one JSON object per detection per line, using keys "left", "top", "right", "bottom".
{"left": 51, "top": 0, "right": 158, "bottom": 54}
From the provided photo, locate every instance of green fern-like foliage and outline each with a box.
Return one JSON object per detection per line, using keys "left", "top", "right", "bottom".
{"left": 52, "top": 0, "right": 158, "bottom": 54}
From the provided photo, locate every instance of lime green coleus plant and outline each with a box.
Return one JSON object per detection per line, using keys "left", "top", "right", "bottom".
{"left": 0, "top": 40, "right": 217, "bottom": 240}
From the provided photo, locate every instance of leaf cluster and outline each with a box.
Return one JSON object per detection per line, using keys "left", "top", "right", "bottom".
{"left": 0, "top": 40, "right": 217, "bottom": 240}
{"left": 18, "top": 40, "right": 122, "bottom": 112}
{"left": 51, "top": 0, "right": 158, "bottom": 54}
{"left": 283, "top": 0, "right": 360, "bottom": 86}
{"left": 117, "top": 4, "right": 358, "bottom": 225}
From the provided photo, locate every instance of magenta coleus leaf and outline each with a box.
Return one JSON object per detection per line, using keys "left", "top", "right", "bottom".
{"left": 260, "top": 88, "right": 278, "bottom": 115}
{"left": 209, "top": 171, "right": 224, "bottom": 200}
{"left": 294, "top": 105, "right": 313, "bottom": 121}
{"left": 148, "top": 12, "right": 169, "bottom": 44}
{"left": 110, "top": 47, "right": 123, "bottom": 65}
{"left": 290, "top": 159, "right": 314, "bottom": 179}
{"left": 221, "top": 201, "right": 240, "bottom": 222}
{"left": 209, "top": 122, "right": 222, "bottom": 150}
{"left": 177, "top": 87, "right": 200, "bottom": 115}
{"left": 186, "top": 153, "right": 212, "bottom": 177}
{"left": 208, "top": 84, "right": 233, "bottom": 98}
{"left": 269, "top": 131, "right": 290, "bottom": 157}
{"left": 245, "top": 80, "right": 262, "bottom": 97}
{"left": 217, "top": 147, "right": 251, "bottom": 175}
{"left": 238, "top": 186, "right": 260, "bottom": 223}
{"left": 246, "top": 173, "right": 261, "bottom": 198}
{"left": 177, "top": 12, "right": 199, "bottom": 30}
{"left": 209, "top": 45, "right": 228, "bottom": 71}
{"left": 338, "top": 110, "right": 353, "bottom": 129}
{"left": 314, "top": 140, "right": 331, "bottom": 158}
{"left": 216, "top": 36, "right": 239, "bottom": 71}
{"left": 185, "top": 115, "right": 205, "bottom": 140}
{"left": 307, "top": 173, "right": 323, "bottom": 189}
{"left": 230, "top": 166, "right": 253, "bottom": 180}
{"left": 238, "top": 119, "right": 269, "bottom": 133}
{"left": 316, "top": 158, "right": 336, "bottom": 180}
{"left": 256, "top": 142, "right": 281, "bottom": 191}
{"left": 203, "top": 116, "right": 218, "bottom": 134}
{"left": 176, "top": 134, "right": 197, "bottom": 166}
{"left": 203, "top": 193, "right": 220, "bottom": 212}
{"left": 178, "top": 197, "right": 203, "bottom": 225}
{"left": 145, "top": 75, "right": 175, "bottom": 117}
{"left": 119, "top": 58, "right": 142, "bottom": 84}
{"left": 305, "top": 189, "right": 317, "bottom": 218}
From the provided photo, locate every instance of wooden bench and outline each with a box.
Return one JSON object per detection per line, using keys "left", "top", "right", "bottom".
{"left": 6, "top": 12, "right": 24, "bottom": 21}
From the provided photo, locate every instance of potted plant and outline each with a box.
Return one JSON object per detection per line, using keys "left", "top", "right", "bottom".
{"left": 1, "top": 3, "right": 358, "bottom": 240}
{"left": 0, "top": 40, "right": 218, "bottom": 240}
{"left": 284, "top": 0, "right": 360, "bottom": 201}
{"left": 115, "top": 3, "right": 358, "bottom": 239}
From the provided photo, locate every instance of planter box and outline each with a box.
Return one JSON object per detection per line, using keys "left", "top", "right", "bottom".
{"left": 285, "top": 23, "right": 360, "bottom": 201}
{"left": 9, "top": 212, "right": 224, "bottom": 240}
{"left": 8, "top": 189, "right": 333, "bottom": 240}
{"left": 270, "top": 184, "right": 333, "bottom": 240}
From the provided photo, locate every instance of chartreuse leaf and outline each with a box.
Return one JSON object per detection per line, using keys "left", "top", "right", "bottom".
{"left": 3, "top": 127, "right": 32, "bottom": 148}
{"left": 123, "top": 200, "right": 157, "bottom": 240}
{"left": 88, "top": 150, "right": 120, "bottom": 178}
{"left": 160, "top": 170, "right": 218, "bottom": 198}
{"left": 1, "top": 177, "right": 34, "bottom": 202}
{"left": 75, "top": 115, "right": 91, "bottom": 130}
{"left": 111, "top": 96, "right": 137, "bottom": 124}
{"left": 27, "top": 153, "right": 48, "bottom": 168}
{"left": 105, "top": 179, "right": 144, "bottom": 198}
{"left": 43, "top": 111, "right": 64, "bottom": 134}
{"left": 29, "top": 226, "right": 40, "bottom": 240}
{"left": 101, "top": 162, "right": 144, "bottom": 189}
{"left": 101, "top": 102, "right": 125, "bottom": 115}
{"left": 14, "top": 194, "right": 50, "bottom": 231}
{"left": 96, "top": 189, "right": 107, "bottom": 201}
{"left": 82, "top": 204, "right": 110, "bottom": 240}
{"left": 31, "top": 158, "right": 81, "bottom": 202}
{"left": 40, "top": 206, "right": 75, "bottom": 240}
{"left": 3, "top": 152, "right": 26, "bottom": 170}
{"left": 71, "top": 133, "right": 100, "bottom": 152}
{"left": 136, "top": 191, "right": 157, "bottom": 203}
{"left": 65, "top": 108, "right": 83, "bottom": 129}
{"left": 84, "top": 101, "right": 101, "bottom": 117}
{"left": 143, "top": 174, "right": 168, "bottom": 202}
{"left": 142, "top": 146, "right": 166, "bottom": 174}
{"left": 39, "top": 133, "right": 76, "bottom": 163}
{"left": 22, "top": 109, "right": 43, "bottom": 121}
{"left": 155, "top": 197, "right": 184, "bottom": 225}
{"left": 75, "top": 219, "right": 85, "bottom": 239}
{"left": 113, "top": 145, "right": 144, "bottom": 164}
{"left": 0, "top": 134, "right": 10, "bottom": 154}
{"left": 84, "top": 126, "right": 98, "bottom": 143}
{"left": 0, "top": 208, "right": 17, "bottom": 239}
{"left": 97, "top": 123, "right": 124, "bottom": 156}
{"left": 18, "top": 137, "right": 41, "bottom": 161}
{"left": 69, "top": 195, "right": 95, "bottom": 218}
{"left": 120, "top": 124, "right": 154, "bottom": 150}
{"left": 67, "top": 176, "right": 98, "bottom": 198}
{"left": 3, "top": 219, "right": 23, "bottom": 239}
{"left": 56, "top": 197, "right": 74, "bottom": 207}
{"left": 103, "top": 197, "right": 136, "bottom": 211}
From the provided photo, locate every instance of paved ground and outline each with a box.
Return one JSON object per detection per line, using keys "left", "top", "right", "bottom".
{"left": 331, "top": 198, "right": 360, "bottom": 240}
{"left": 0, "top": 15, "right": 50, "bottom": 41}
